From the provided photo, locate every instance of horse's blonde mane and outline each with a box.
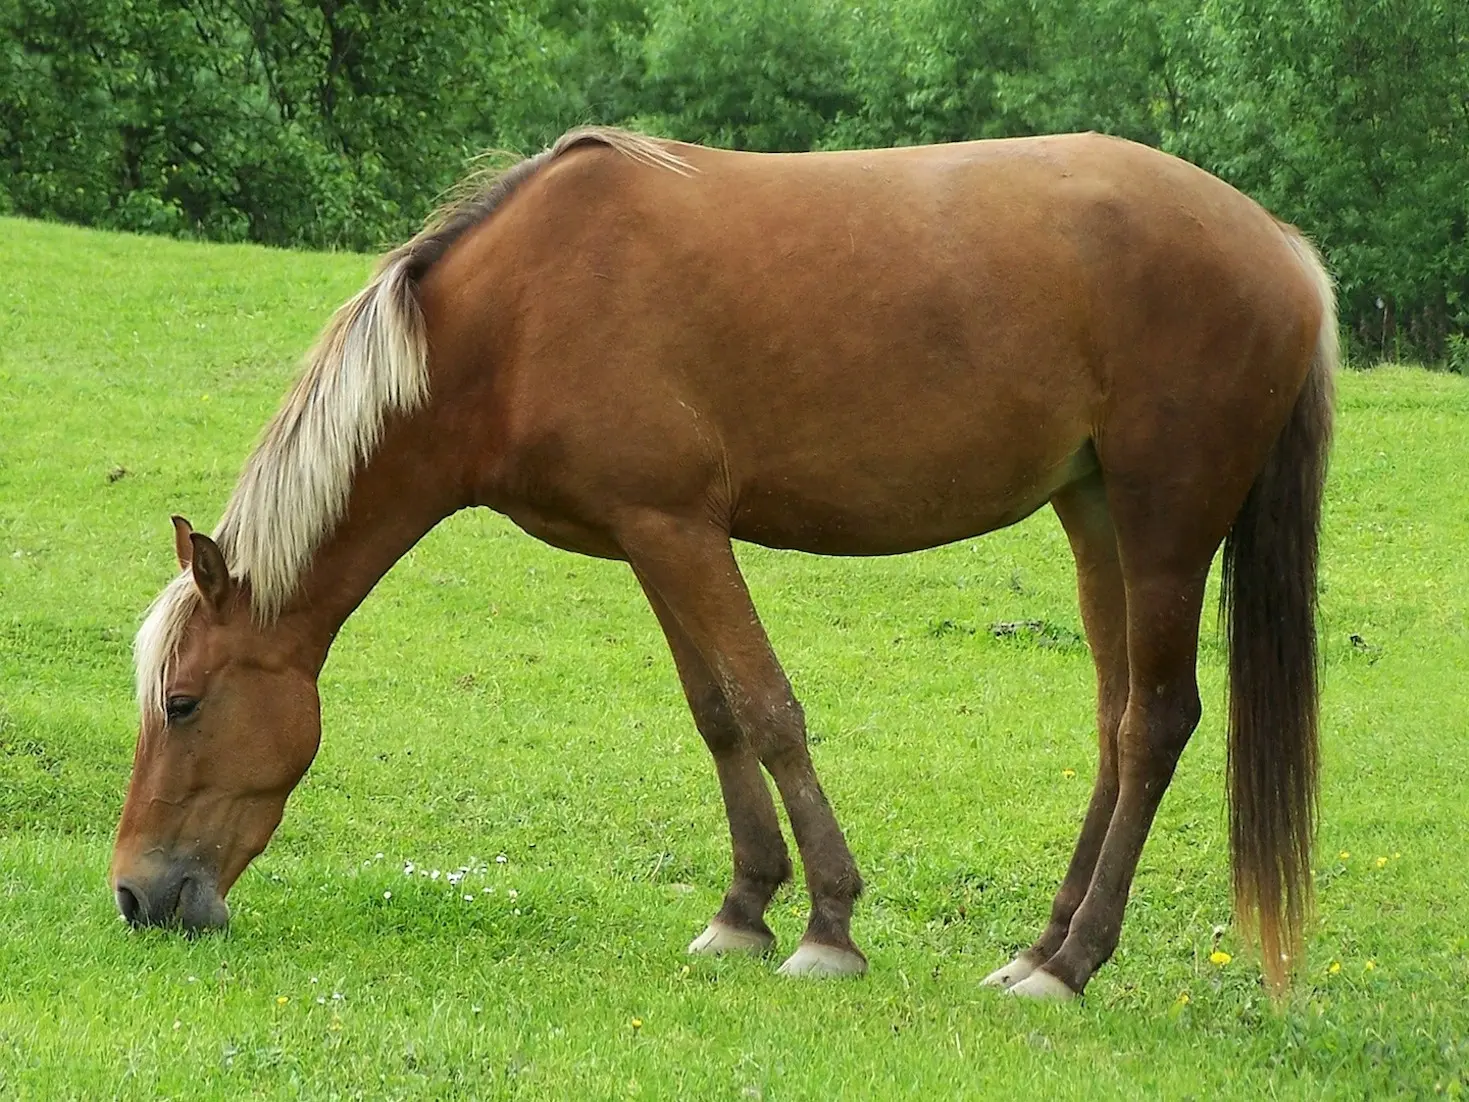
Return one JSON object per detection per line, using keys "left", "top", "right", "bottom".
{"left": 135, "top": 127, "right": 688, "bottom": 715}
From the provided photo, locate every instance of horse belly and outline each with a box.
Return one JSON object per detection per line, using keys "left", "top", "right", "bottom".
{"left": 729, "top": 431, "right": 1096, "bottom": 556}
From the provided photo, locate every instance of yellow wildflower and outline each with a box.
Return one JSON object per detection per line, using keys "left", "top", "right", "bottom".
{"left": 276, "top": 995, "right": 289, "bottom": 1006}
{"left": 1062, "top": 768, "right": 1076, "bottom": 779}
{"left": 631, "top": 1017, "right": 643, "bottom": 1030}
{"left": 1175, "top": 992, "right": 1191, "bottom": 1006}
{"left": 1328, "top": 961, "right": 1341, "bottom": 975}
{"left": 1365, "top": 960, "right": 1377, "bottom": 971}
{"left": 1375, "top": 856, "right": 1388, "bottom": 868}
{"left": 1209, "top": 950, "right": 1231, "bottom": 966}
{"left": 1338, "top": 850, "right": 1350, "bottom": 861}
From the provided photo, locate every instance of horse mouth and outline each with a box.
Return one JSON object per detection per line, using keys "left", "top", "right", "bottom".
{"left": 114, "top": 869, "right": 231, "bottom": 932}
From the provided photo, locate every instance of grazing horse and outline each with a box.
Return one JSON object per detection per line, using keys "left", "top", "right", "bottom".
{"left": 112, "top": 127, "right": 1334, "bottom": 998}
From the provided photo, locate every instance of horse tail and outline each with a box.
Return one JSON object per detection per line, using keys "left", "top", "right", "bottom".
{"left": 1221, "top": 226, "right": 1336, "bottom": 990}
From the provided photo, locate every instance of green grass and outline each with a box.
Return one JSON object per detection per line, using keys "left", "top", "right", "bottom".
{"left": 2, "top": 215, "right": 1468, "bottom": 1100}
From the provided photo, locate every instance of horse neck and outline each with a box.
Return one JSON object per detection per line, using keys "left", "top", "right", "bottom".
{"left": 275, "top": 409, "right": 471, "bottom": 672}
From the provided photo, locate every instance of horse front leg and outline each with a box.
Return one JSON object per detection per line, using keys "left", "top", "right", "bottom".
{"left": 623, "top": 513, "right": 867, "bottom": 977}
{"left": 640, "top": 584, "right": 791, "bottom": 956}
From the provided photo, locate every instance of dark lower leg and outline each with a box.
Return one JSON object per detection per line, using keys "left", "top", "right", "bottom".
{"left": 1034, "top": 573, "right": 1205, "bottom": 993}
{"left": 759, "top": 731, "right": 864, "bottom": 951}
{"left": 1026, "top": 478, "right": 1128, "bottom": 963}
{"left": 642, "top": 585, "right": 790, "bottom": 937}
{"left": 700, "top": 692, "right": 791, "bottom": 933}
{"left": 1026, "top": 760, "right": 1119, "bottom": 963}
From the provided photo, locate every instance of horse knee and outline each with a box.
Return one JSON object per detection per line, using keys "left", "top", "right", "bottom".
{"left": 742, "top": 695, "right": 808, "bottom": 763}
{"left": 689, "top": 685, "right": 742, "bottom": 753}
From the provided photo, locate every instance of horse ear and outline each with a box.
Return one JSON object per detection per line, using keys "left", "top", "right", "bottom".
{"left": 171, "top": 515, "right": 194, "bottom": 570}
{"left": 187, "top": 531, "right": 233, "bottom": 612}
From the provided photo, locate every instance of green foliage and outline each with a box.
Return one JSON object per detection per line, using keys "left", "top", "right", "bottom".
{"left": 634, "top": 0, "right": 857, "bottom": 151}
{"left": 1, "top": 1, "right": 1466, "bottom": 356}
{"left": 1179, "top": 0, "right": 1469, "bottom": 363}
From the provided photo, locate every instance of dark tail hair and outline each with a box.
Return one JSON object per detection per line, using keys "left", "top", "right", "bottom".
{"left": 1221, "top": 228, "right": 1336, "bottom": 990}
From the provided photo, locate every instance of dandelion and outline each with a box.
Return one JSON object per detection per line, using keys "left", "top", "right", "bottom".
{"left": 1209, "top": 950, "right": 1232, "bottom": 966}
{"left": 1392, "top": 852, "right": 1401, "bottom": 860}
{"left": 1062, "top": 769, "right": 1076, "bottom": 779}
{"left": 1375, "top": 856, "right": 1388, "bottom": 869}
{"left": 631, "top": 1017, "right": 643, "bottom": 1030}
{"left": 276, "top": 995, "right": 289, "bottom": 1006}
{"left": 1365, "top": 960, "right": 1377, "bottom": 971}
{"left": 1338, "top": 850, "right": 1350, "bottom": 861}
{"left": 1328, "top": 961, "right": 1341, "bottom": 975}
{"left": 1175, "top": 992, "right": 1190, "bottom": 1007}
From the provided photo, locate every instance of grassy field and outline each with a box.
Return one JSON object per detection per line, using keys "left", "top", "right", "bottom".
{"left": 2, "top": 216, "right": 1467, "bottom": 1100}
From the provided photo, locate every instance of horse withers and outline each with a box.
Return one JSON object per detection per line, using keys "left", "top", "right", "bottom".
{"left": 112, "top": 128, "right": 1333, "bottom": 998}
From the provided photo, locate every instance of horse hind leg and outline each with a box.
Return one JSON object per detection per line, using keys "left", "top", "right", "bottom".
{"left": 983, "top": 473, "right": 1128, "bottom": 990}
{"left": 1007, "top": 456, "right": 1227, "bottom": 997}
{"left": 639, "top": 585, "right": 790, "bottom": 956}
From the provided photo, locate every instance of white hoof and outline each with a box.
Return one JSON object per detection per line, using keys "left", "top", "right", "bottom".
{"left": 687, "top": 921, "right": 775, "bottom": 956}
{"left": 981, "top": 953, "right": 1039, "bottom": 989}
{"left": 1006, "top": 970, "right": 1077, "bottom": 1001}
{"left": 776, "top": 942, "right": 868, "bottom": 978}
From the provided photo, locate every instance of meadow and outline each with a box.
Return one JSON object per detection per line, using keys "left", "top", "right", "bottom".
{"left": 1, "top": 216, "right": 1467, "bottom": 1099}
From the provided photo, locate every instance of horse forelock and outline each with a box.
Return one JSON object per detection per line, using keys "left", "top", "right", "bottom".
{"left": 135, "top": 573, "right": 201, "bottom": 716}
{"left": 134, "top": 127, "right": 685, "bottom": 713}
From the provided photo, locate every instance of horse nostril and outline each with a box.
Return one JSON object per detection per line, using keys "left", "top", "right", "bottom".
{"left": 115, "top": 883, "right": 142, "bottom": 925}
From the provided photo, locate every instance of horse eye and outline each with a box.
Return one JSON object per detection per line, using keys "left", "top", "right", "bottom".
{"left": 165, "top": 696, "right": 200, "bottom": 724}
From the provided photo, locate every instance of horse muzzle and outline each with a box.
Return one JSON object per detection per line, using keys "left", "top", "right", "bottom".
{"left": 113, "top": 862, "right": 231, "bottom": 932}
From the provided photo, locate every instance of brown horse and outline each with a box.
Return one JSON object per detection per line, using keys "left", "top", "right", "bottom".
{"left": 112, "top": 127, "right": 1334, "bottom": 998}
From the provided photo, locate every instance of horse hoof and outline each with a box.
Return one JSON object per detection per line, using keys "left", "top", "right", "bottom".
{"left": 1005, "top": 970, "right": 1077, "bottom": 1001}
{"left": 687, "top": 921, "right": 775, "bottom": 956}
{"left": 981, "top": 953, "right": 1039, "bottom": 989}
{"left": 776, "top": 942, "right": 868, "bottom": 978}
